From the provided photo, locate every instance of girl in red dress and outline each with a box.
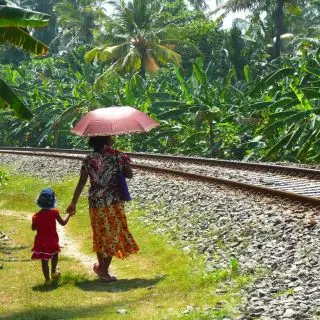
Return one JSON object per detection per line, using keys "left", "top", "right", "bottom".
{"left": 31, "top": 188, "right": 72, "bottom": 285}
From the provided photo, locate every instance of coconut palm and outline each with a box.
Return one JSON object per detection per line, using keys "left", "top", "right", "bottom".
{"left": 54, "top": 0, "right": 104, "bottom": 49}
{"left": 0, "top": 1, "right": 49, "bottom": 119}
{"left": 188, "top": 0, "right": 209, "bottom": 10}
{"left": 85, "top": 0, "right": 198, "bottom": 78}
{"left": 215, "top": 0, "right": 304, "bottom": 58}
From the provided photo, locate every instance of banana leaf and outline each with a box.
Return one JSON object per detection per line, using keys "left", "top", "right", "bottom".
{"left": 157, "top": 109, "right": 186, "bottom": 119}
{"left": 296, "top": 125, "right": 320, "bottom": 160}
{"left": 285, "top": 124, "right": 307, "bottom": 150}
{"left": 269, "top": 110, "right": 297, "bottom": 120}
{"left": 241, "top": 101, "right": 272, "bottom": 112}
{"left": 0, "top": 6, "right": 50, "bottom": 28}
{"left": 290, "top": 84, "right": 314, "bottom": 111}
{"left": 0, "top": 26, "right": 48, "bottom": 55}
{"left": 250, "top": 68, "right": 295, "bottom": 96}
{"left": 0, "top": 78, "right": 33, "bottom": 120}
{"left": 262, "top": 132, "right": 294, "bottom": 160}
{"left": 263, "top": 110, "right": 314, "bottom": 134}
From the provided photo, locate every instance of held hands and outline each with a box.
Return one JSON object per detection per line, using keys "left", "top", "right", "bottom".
{"left": 67, "top": 204, "right": 76, "bottom": 216}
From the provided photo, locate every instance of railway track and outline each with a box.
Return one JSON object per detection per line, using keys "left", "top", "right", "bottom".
{"left": 0, "top": 147, "right": 320, "bottom": 208}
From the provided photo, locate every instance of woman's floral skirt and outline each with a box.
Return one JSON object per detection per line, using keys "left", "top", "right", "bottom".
{"left": 89, "top": 202, "right": 139, "bottom": 258}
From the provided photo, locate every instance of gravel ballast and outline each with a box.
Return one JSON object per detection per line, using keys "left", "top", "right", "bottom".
{"left": 1, "top": 154, "right": 320, "bottom": 320}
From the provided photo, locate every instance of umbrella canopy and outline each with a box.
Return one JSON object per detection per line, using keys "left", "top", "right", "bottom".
{"left": 71, "top": 106, "right": 159, "bottom": 137}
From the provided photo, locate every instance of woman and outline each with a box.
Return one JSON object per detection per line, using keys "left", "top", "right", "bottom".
{"left": 67, "top": 135, "right": 139, "bottom": 282}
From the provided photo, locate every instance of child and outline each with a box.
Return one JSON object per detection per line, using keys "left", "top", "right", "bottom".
{"left": 31, "top": 188, "right": 72, "bottom": 285}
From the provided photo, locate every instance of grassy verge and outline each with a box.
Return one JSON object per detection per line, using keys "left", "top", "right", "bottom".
{"left": 0, "top": 167, "right": 253, "bottom": 319}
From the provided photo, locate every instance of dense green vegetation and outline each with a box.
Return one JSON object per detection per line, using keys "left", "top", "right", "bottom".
{"left": 0, "top": 0, "right": 319, "bottom": 163}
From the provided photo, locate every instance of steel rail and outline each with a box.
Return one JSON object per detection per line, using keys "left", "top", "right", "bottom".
{"left": 0, "top": 146, "right": 319, "bottom": 178}
{"left": 1, "top": 148, "right": 320, "bottom": 208}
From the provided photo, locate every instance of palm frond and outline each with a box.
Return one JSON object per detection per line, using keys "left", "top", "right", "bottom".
{"left": 143, "top": 54, "right": 159, "bottom": 73}
{"left": 54, "top": 3, "right": 81, "bottom": 27}
{"left": 151, "top": 44, "right": 182, "bottom": 66}
{"left": 121, "top": 48, "right": 142, "bottom": 73}
{"left": 84, "top": 42, "right": 130, "bottom": 62}
{"left": 214, "top": 0, "right": 264, "bottom": 13}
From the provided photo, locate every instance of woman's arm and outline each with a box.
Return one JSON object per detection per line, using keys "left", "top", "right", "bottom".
{"left": 56, "top": 213, "right": 71, "bottom": 226}
{"left": 67, "top": 166, "right": 88, "bottom": 214}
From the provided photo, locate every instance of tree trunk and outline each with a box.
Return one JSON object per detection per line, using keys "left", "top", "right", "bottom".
{"left": 274, "top": 0, "right": 285, "bottom": 59}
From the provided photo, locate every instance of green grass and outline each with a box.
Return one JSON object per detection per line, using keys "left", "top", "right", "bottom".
{"left": 0, "top": 167, "right": 253, "bottom": 319}
{"left": 271, "top": 287, "right": 295, "bottom": 299}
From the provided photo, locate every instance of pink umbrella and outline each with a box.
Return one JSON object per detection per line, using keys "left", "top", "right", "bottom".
{"left": 71, "top": 106, "right": 159, "bottom": 136}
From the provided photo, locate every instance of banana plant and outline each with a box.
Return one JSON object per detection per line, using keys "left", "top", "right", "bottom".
{"left": 142, "top": 58, "right": 241, "bottom": 157}
{"left": 239, "top": 50, "right": 320, "bottom": 163}
{"left": 0, "top": 1, "right": 49, "bottom": 119}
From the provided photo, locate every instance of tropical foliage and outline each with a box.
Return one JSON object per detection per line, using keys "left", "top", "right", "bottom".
{"left": 0, "top": 0, "right": 319, "bottom": 164}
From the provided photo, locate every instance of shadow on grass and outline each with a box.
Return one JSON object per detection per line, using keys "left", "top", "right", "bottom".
{"left": 0, "top": 245, "right": 28, "bottom": 252}
{"left": 32, "top": 282, "right": 60, "bottom": 292}
{"left": 1, "top": 304, "right": 121, "bottom": 320}
{"left": 32, "top": 272, "right": 90, "bottom": 292}
{"left": 0, "top": 258, "right": 31, "bottom": 262}
{"left": 77, "top": 275, "right": 165, "bottom": 292}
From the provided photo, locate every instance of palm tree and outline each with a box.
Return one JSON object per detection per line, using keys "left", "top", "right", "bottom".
{"left": 54, "top": 0, "right": 103, "bottom": 49}
{"left": 0, "top": 1, "right": 49, "bottom": 119}
{"left": 215, "top": 0, "right": 301, "bottom": 58}
{"left": 188, "top": 0, "right": 209, "bottom": 10}
{"left": 85, "top": 0, "right": 194, "bottom": 78}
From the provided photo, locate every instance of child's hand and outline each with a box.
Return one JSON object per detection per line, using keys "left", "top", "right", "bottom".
{"left": 69, "top": 211, "right": 75, "bottom": 217}
{"left": 67, "top": 204, "right": 76, "bottom": 215}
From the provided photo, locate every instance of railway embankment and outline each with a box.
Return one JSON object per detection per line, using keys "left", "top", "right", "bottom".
{"left": 1, "top": 153, "right": 320, "bottom": 319}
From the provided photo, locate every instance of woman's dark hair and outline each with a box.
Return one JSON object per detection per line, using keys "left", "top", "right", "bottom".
{"left": 88, "top": 136, "right": 113, "bottom": 152}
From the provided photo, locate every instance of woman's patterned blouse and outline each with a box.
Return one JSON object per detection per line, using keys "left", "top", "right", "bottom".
{"left": 81, "top": 146, "right": 131, "bottom": 208}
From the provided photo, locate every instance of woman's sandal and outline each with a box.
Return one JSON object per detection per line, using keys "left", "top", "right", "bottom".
{"left": 93, "top": 263, "right": 103, "bottom": 277}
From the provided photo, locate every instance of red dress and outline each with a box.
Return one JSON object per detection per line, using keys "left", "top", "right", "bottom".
{"left": 31, "top": 209, "right": 61, "bottom": 260}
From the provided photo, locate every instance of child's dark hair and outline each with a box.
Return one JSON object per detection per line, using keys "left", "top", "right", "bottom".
{"left": 88, "top": 136, "right": 112, "bottom": 152}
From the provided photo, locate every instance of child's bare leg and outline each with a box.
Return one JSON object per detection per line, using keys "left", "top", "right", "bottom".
{"left": 41, "top": 259, "right": 50, "bottom": 281}
{"left": 51, "top": 253, "right": 58, "bottom": 273}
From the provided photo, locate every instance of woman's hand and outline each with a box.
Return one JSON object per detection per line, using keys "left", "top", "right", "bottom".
{"left": 67, "top": 204, "right": 76, "bottom": 215}
{"left": 123, "top": 165, "right": 133, "bottom": 179}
